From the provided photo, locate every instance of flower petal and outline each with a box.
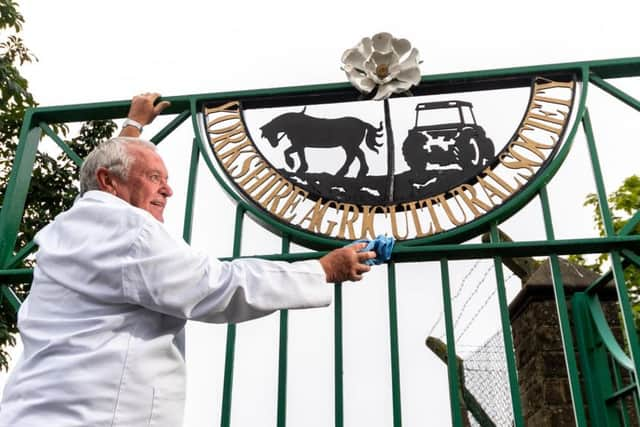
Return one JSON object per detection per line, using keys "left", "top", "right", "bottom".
{"left": 341, "top": 48, "right": 368, "bottom": 71}
{"left": 345, "top": 69, "right": 376, "bottom": 93}
{"left": 373, "top": 79, "right": 415, "bottom": 100}
{"left": 370, "top": 51, "right": 399, "bottom": 68}
{"left": 404, "top": 48, "right": 421, "bottom": 66}
{"left": 343, "top": 33, "right": 422, "bottom": 99}
{"left": 395, "top": 67, "right": 422, "bottom": 85}
{"left": 358, "top": 37, "right": 373, "bottom": 57}
{"left": 391, "top": 38, "right": 412, "bottom": 59}
{"left": 373, "top": 83, "right": 395, "bottom": 100}
{"left": 363, "top": 59, "right": 381, "bottom": 83}
{"left": 371, "top": 32, "right": 393, "bottom": 53}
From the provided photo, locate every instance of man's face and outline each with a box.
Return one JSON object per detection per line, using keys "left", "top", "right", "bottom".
{"left": 112, "top": 145, "right": 173, "bottom": 222}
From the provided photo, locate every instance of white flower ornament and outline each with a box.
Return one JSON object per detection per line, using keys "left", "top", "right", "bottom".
{"left": 341, "top": 32, "right": 422, "bottom": 100}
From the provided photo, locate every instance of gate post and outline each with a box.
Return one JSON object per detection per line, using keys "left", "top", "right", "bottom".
{"left": 508, "top": 258, "right": 620, "bottom": 426}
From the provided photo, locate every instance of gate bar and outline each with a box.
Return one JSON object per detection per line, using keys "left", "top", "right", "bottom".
{"left": 489, "top": 223, "right": 524, "bottom": 427}
{"left": 439, "top": 258, "right": 464, "bottom": 426}
{"left": 387, "top": 262, "right": 403, "bottom": 426}
{"left": 539, "top": 186, "right": 588, "bottom": 425}
{"left": 277, "top": 235, "right": 291, "bottom": 427}
{"left": 334, "top": 282, "right": 344, "bottom": 427}
{"left": 220, "top": 205, "right": 245, "bottom": 427}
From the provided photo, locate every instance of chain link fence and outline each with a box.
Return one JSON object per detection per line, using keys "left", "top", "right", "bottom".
{"left": 464, "top": 331, "right": 513, "bottom": 427}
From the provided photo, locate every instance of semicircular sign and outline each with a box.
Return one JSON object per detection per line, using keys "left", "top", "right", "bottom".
{"left": 201, "top": 76, "right": 578, "bottom": 243}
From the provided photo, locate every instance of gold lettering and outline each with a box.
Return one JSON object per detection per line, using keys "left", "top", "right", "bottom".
{"left": 432, "top": 193, "right": 466, "bottom": 226}
{"left": 229, "top": 153, "right": 261, "bottom": 179}
{"left": 422, "top": 197, "right": 445, "bottom": 233}
{"left": 535, "top": 80, "right": 575, "bottom": 91}
{"left": 261, "top": 180, "right": 294, "bottom": 214}
{"left": 481, "top": 167, "right": 521, "bottom": 193}
{"left": 298, "top": 199, "right": 338, "bottom": 235}
{"left": 238, "top": 158, "right": 269, "bottom": 186}
{"left": 532, "top": 95, "right": 572, "bottom": 107}
{"left": 275, "top": 187, "right": 309, "bottom": 222}
{"left": 207, "top": 112, "right": 242, "bottom": 134}
{"left": 515, "top": 128, "right": 556, "bottom": 160}
{"left": 244, "top": 168, "right": 279, "bottom": 196}
{"left": 386, "top": 205, "right": 409, "bottom": 240}
{"left": 449, "top": 184, "right": 492, "bottom": 218}
{"left": 476, "top": 175, "right": 510, "bottom": 204}
{"left": 337, "top": 203, "right": 360, "bottom": 240}
{"left": 359, "top": 205, "right": 385, "bottom": 239}
{"left": 402, "top": 201, "right": 429, "bottom": 237}
{"left": 218, "top": 139, "right": 255, "bottom": 170}
{"left": 499, "top": 148, "right": 540, "bottom": 179}
{"left": 253, "top": 175, "right": 283, "bottom": 200}
{"left": 525, "top": 100, "right": 568, "bottom": 136}
{"left": 209, "top": 126, "right": 246, "bottom": 152}
{"left": 522, "top": 114, "right": 563, "bottom": 136}
{"left": 203, "top": 100, "right": 240, "bottom": 115}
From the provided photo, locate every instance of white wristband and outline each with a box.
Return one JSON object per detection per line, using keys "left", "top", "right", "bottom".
{"left": 123, "top": 118, "right": 143, "bottom": 132}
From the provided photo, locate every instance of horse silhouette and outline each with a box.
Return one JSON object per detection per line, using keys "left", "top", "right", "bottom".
{"left": 260, "top": 108, "right": 384, "bottom": 178}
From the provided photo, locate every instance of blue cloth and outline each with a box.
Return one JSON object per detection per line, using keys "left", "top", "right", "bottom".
{"left": 352, "top": 235, "right": 395, "bottom": 265}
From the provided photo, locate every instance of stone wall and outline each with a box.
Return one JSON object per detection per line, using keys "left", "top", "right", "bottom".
{"left": 508, "top": 258, "right": 622, "bottom": 426}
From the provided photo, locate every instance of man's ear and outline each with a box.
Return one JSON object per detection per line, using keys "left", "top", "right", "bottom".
{"left": 96, "top": 167, "right": 117, "bottom": 194}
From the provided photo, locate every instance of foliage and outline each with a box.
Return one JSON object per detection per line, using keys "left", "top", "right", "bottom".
{"left": 0, "top": 0, "right": 34, "bottom": 373}
{"left": 0, "top": 0, "right": 116, "bottom": 371}
{"left": 569, "top": 175, "right": 640, "bottom": 323}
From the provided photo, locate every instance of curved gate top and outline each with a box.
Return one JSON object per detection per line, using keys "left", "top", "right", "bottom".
{"left": 201, "top": 76, "right": 578, "bottom": 246}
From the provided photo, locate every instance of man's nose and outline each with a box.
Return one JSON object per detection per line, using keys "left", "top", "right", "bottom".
{"left": 160, "top": 182, "right": 173, "bottom": 197}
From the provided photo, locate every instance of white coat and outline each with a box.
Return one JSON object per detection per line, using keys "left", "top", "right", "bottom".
{"left": 0, "top": 191, "right": 331, "bottom": 426}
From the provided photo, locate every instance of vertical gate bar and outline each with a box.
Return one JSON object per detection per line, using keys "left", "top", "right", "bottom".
{"left": 582, "top": 109, "right": 640, "bottom": 395}
{"left": 489, "top": 224, "right": 525, "bottom": 427}
{"left": 387, "top": 262, "right": 403, "bottom": 427}
{"left": 0, "top": 115, "right": 41, "bottom": 267}
{"left": 182, "top": 138, "right": 200, "bottom": 243}
{"left": 538, "top": 187, "right": 588, "bottom": 426}
{"left": 220, "top": 205, "right": 245, "bottom": 427}
{"left": 334, "top": 282, "right": 344, "bottom": 427}
{"left": 277, "top": 235, "right": 291, "bottom": 427}
{"left": 581, "top": 109, "right": 616, "bottom": 235}
{"left": 439, "top": 258, "right": 463, "bottom": 427}
{"left": 572, "top": 293, "right": 610, "bottom": 426}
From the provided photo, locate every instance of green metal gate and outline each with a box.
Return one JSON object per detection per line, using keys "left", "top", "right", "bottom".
{"left": 1, "top": 57, "right": 640, "bottom": 426}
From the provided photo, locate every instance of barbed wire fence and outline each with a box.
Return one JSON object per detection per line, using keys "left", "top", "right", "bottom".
{"left": 427, "top": 260, "right": 518, "bottom": 427}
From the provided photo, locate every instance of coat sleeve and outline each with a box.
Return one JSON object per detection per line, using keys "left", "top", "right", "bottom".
{"left": 121, "top": 219, "right": 332, "bottom": 323}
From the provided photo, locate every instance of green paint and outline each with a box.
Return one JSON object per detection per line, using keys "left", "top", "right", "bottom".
{"left": 277, "top": 235, "right": 291, "bottom": 427}
{"left": 387, "top": 263, "right": 403, "bottom": 427}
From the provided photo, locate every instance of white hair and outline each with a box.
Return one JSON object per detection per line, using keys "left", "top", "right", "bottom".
{"left": 79, "top": 137, "right": 157, "bottom": 195}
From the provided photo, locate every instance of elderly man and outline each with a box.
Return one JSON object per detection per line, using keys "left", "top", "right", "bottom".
{"left": 0, "top": 94, "right": 376, "bottom": 426}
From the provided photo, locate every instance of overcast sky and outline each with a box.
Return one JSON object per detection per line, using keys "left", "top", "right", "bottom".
{"left": 3, "top": 1, "right": 640, "bottom": 426}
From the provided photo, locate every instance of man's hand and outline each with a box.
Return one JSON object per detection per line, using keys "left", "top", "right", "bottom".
{"left": 319, "top": 243, "right": 376, "bottom": 283}
{"left": 119, "top": 92, "right": 171, "bottom": 137}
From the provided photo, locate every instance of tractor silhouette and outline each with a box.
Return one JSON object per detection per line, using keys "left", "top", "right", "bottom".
{"left": 401, "top": 101, "right": 494, "bottom": 174}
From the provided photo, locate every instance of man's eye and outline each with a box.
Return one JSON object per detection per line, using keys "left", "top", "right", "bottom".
{"left": 149, "top": 174, "right": 161, "bottom": 183}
